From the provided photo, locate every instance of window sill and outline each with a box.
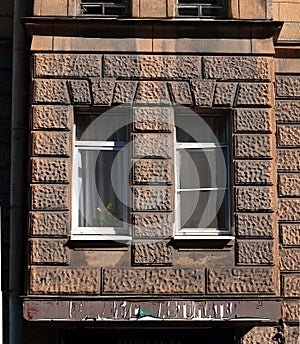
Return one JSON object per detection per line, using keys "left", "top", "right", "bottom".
{"left": 174, "top": 235, "right": 235, "bottom": 240}
{"left": 70, "top": 234, "right": 132, "bottom": 247}
{"left": 173, "top": 235, "right": 235, "bottom": 249}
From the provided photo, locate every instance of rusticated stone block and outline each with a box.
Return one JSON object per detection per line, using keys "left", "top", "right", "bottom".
{"left": 236, "top": 214, "right": 274, "bottom": 238}
{"left": 280, "top": 249, "right": 300, "bottom": 271}
{"left": 281, "top": 224, "right": 300, "bottom": 246}
{"left": 285, "top": 327, "right": 300, "bottom": 344}
{"left": 279, "top": 174, "right": 300, "bottom": 197}
{"left": 103, "top": 55, "right": 201, "bottom": 79}
{"left": 102, "top": 268, "right": 205, "bottom": 294}
{"left": 90, "top": 78, "right": 115, "bottom": 105}
{"left": 133, "top": 160, "right": 172, "bottom": 185}
{"left": 31, "top": 239, "right": 69, "bottom": 264}
{"left": 135, "top": 82, "right": 170, "bottom": 104}
{"left": 235, "top": 187, "right": 274, "bottom": 211}
{"left": 234, "top": 109, "right": 273, "bottom": 133}
{"left": 30, "top": 212, "right": 70, "bottom": 237}
{"left": 30, "top": 267, "right": 100, "bottom": 294}
{"left": 275, "top": 100, "right": 300, "bottom": 123}
{"left": 277, "top": 150, "right": 300, "bottom": 171}
{"left": 168, "top": 81, "right": 192, "bottom": 105}
{"left": 31, "top": 158, "right": 69, "bottom": 183}
{"left": 33, "top": 54, "right": 102, "bottom": 77}
{"left": 282, "top": 302, "right": 300, "bottom": 322}
{"left": 204, "top": 57, "right": 273, "bottom": 81}
{"left": 283, "top": 275, "right": 300, "bottom": 297}
{"left": 234, "top": 135, "right": 272, "bottom": 158}
{"left": 133, "top": 241, "right": 173, "bottom": 265}
{"left": 236, "top": 83, "right": 273, "bottom": 107}
{"left": 32, "top": 132, "right": 70, "bottom": 156}
{"left": 241, "top": 327, "right": 276, "bottom": 344}
{"left": 32, "top": 105, "right": 72, "bottom": 130}
{"left": 208, "top": 268, "right": 275, "bottom": 294}
{"left": 31, "top": 185, "right": 69, "bottom": 210}
{"left": 235, "top": 161, "right": 273, "bottom": 185}
{"left": 133, "top": 187, "right": 172, "bottom": 211}
{"left": 133, "top": 107, "right": 173, "bottom": 132}
{"left": 133, "top": 213, "right": 173, "bottom": 238}
{"left": 278, "top": 199, "right": 300, "bottom": 221}
{"left": 68, "top": 80, "right": 91, "bottom": 104}
{"left": 190, "top": 80, "right": 215, "bottom": 107}
{"left": 237, "top": 241, "right": 273, "bottom": 265}
{"left": 113, "top": 81, "right": 138, "bottom": 104}
{"left": 213, "top": 83, "right": 237, "bottom": 106}
{"left": 276, "top": 76, "right": 300, "bottom": 97}
{"left": 133, "top": 134, "right": 172, "bottom": 159}
{"left": 277, "top": 125, "right": 300, "bottom": 147}
{"left": 33, "top": 79, "right": 70, "bottom": 104}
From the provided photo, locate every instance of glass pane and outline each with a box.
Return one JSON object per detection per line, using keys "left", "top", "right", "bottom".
{"left": 179, "top": 190, "right": 228, "bottom": 229}
{"left": 76, "top": 113, "right": 129, "bottom": 142}
{"left": 178, "top": 7, "right": 199, "bottom": 16}
{"left": 202, "top": 7, "right": 224, "bottom": 16}
{"left": 176, "top": 115, "right": 227, "bottom": 143}
{"left": 77, "top": 149, "right": 126, "bottom": 227}
{"left": 179, "top": 148, "right": 228, "bottom": 189}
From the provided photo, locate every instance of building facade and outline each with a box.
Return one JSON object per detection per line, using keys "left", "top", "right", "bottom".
{"left": 0, "top": 0, "right": 300, "bottom": 343}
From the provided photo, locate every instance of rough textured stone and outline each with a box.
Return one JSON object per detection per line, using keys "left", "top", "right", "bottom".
{"left": 32, "top": 132, "right": 70, "bottom": 156}
{"left": 275, "top": 100, "right": 300, "bottom": 123}
{"left": 133, "top": 134, "right": 172, "bottom": 159}
{"left": 31, "top": 185, "right": 69, "bottom": 210}
{"left": 204, "top": 57, "right": 273, "bottom": 81}
{"left": 68, "top": 80, "right": 91, "bottom": 104}
{"left": 285, "top": 327, "right": 300, "bottom": 344}
{"left": 208, "top": 268, "right": 275, "bottom": 294}
{"left": 277, "top": 150, "right": 300, "bottom": 171}
{"left": 234, "top": 135, "right": 272, "bottom": 158}
{"left": 90, "top": 78, "right": 115, "bottom": 105}
{"left": 31, "top": 239, "right": 69, "bottom": 264}
{"left": 280, "top": 249, "right": 300, "bottom": 271}
{"left": 235, "top": 161, "right": 273, "bottom": 185}
{"left": 276, "top": 76, "right": 300, "bottom": 97}
{"left": 235, "top": 187, "right": 274, "bottom": 211}
{"left": 133, "top": 160, "right": 172, "bottom": 185}
{"left": 135, "top": 81, "right": 170, "bottom": 104}
{"left": 234, "top": 109, "right": 273, "bottom": 133}
{"left": 34, "top": 54, "right": 102, "bottom": 77}
{"left": 281, "top": 224, "right": 300, "bottom": 246}
{"left": 190, "top": 80, "right": 215, "bottom": 107}
{"left": 279, "top": 174, "right": 300, "bottom": 197}
{"left": 113, "top": 81, "right": 138, "bottom": 104}
{"left": 103, "top": 55, "right": 201, "bottom": 79}
{"left": 30, "top": 212, "right": 70, "bottom": 237}
{"left": 236, "top": 214, "right": 274, "bottom": 238}
{"left": 282, "top": 302, "right": 300, "bottom": 322}
{"left": 133, "top": 187, "right": 172, "bottom": 211}
{"left": 103, "top": 268, "right": 205, "bottom": 294}
{"left": 133, "top": 213, "right": 173, "bottom": 238}
{"left": 31, "top": 158, "right": 70, "bottom": 183}
{"left": 30, "top": 267, "right": 100, "bottom": 294}
{"left": 277, "top": 125, "right": 300, "bottom": 147}
{"left": 278, "top": 199, "right": 300, "bottom": 221}
{"left": 33, "top": 79, "right": 70, "bottom": 104}
{"left": 133, "top": 107, "right": 173, "bottom": 132}
{"left": 168, "top": 81, "right": 192, "bottom": 105}
{"left": 283, "top": 275, "right": 300, "bottom": 297}
{"left": 241, "top": 327, "right": 277, "bottom": 344}
{"left": 237, "top": 241, "right": 273, "bottom": 265}
{"left": 32, "top": 105, "right": 72, "bottom": 130}
{"left": 236, "top": 83, "right": 273, "bottom": 107}
{"left": 213, "top": 83, "right": 237, "bottom": 106}
{"left": 133, "top": 241, "right": 173, "bottom": 265}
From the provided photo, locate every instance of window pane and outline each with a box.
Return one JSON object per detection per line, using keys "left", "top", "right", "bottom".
{"left": 176, "top": 115, "right": 227, "bottom": 143}
{"left": 78, "top": 149, "right": 126, "bottom": 227}
{"left": 76, "top": 113, "right": 129, "bottom": 142}
{"left": 179, "top": 190, "right": 228, "bottom": 229}
{"left": 178, "top": 148, "right": 228, "bottom": 189}
{"left": 178, "top": 7, "right": 199, "bottom": 16}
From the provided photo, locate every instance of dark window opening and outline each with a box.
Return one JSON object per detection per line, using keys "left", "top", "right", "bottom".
{"left": 176, "top": 0, "right": 226, "bottom": 18}
{"left": 80, "top": 0, "right": 129, "bottom": 16}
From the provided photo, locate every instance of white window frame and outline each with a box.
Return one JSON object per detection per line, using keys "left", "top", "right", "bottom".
{"left": 174, "top": 115, "right": 232, "bottom": 240}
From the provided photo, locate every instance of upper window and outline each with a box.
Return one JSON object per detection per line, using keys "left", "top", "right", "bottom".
{"left": 176, "top": 0, "right": 225, "bottom": 18}
{"left": 79, "top": 0, "right": 129, "bottom": 16}
{"left": 175, "top": 112, "right": 230, "bottom": 237}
